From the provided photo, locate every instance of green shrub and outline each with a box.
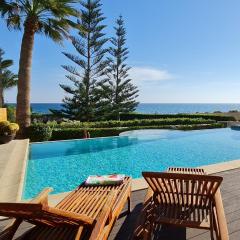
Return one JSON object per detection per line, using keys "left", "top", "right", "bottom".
{"left": 119, "top": 113, "right": 236, "bottom": 121}
{"left": 6, "top": 105, "right": 16, "bottom": 122}
{"left": 50, "top": 123, "right": 224, "bottom": 141}
{"left": 51, "top": 128, "right": 123, "bottom": 140}
{"left": 88, "top": 128, "right": 124, "bottom": 138}
{"left": 176, "top": 123, "right": 224, "bottom": 130}
{"left": 56, "top": 118, "right": 215, "bottom": 129}
{"left": 0, "top": 121, "right": 10, "bottom": 134}
{"left": 0, "top": 121, "right": 10, "bottom": 129}
{"left": 0, "top": 121, "right": 19, "bottom": 136}
{"left": 27, "top": 124, "right": 52, "bottom": 142}
{"left": 51, "top": 128, "right": 85, "bottom": 140}
{"left": 5, "top": 123, "right": 19, "bottom": 134}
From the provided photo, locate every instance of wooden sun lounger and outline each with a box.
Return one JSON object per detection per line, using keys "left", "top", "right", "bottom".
{"left": 167, "top": 167, "right": 229, "bottom": 240}
{"left": 132, "top": 168, "right": 228, "bottom": 240}
{"left": 0, "top": 177, "right": 131, "bottom": 240}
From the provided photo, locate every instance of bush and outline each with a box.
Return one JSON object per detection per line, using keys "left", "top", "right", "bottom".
{"left": 27, "top": 124, "right": 52, "bottom": 142}
{"left": 0, "top": 121, "right": 19, "bottom": 137}
{"left": 51, "top": 128, "right": 123, "bottom": 140}
{"left": 88, "top": 128, "right": 124, "bottom": 138}
{"left": 176, "top": 123, "right": 224, "bottom": 130}
{"left": 56, "top": 118, "right": 215, "bottom": 129}
{"left": 51, "top": 128, "right": 85, "bottom": 140}
{"left": 6, "top": 105, "right": 16, "bottom": 122}
{"left": 0, "top": 121, "right": 10, "bottom": 129}
{"left": 0, "top": 121, "right": 10, "bottom": 135}
{"left": 5, "top": 123, "right": 19, "bottom": 134}
{"left": 50, "top": 123, "right": 224, "bottom": 141}
{"left": 119, "top": 113, "right": 236, "bottom": 121}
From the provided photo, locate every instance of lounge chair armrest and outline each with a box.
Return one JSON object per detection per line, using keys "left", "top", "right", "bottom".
{"left": 145, "top": 188, "right": 153, "bottom": 201}
{"left": 47, "top": 207, "right": 94, "bottom": 225}
{"left": 214, "top": 189, "right": 229, "bottom": 240}
{"left": 89, "top": 190, "right": 118, "bottom": 240}
{"left": 31, "top": 187, "right": 53, "bottom": 205}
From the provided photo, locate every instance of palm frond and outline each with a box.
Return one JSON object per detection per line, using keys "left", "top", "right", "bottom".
{"left": 0, "top": 0, "right": 79, "bottom": 40}
{"left": 2, "top": 69, "right": 18, "bottom": 89}
{"left": 0, "top": 59, "right": 13, "bottom": 69}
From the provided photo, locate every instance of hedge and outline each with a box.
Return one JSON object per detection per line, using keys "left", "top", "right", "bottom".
{"left": 55, "top": 118, "right": 216, "bottom": 129}
{"left": 31, "top": 112, "right": 236, "bottom": 123}
{"left": 119, "top": 113, "right": 236, "bottom": 121}
{"left": 50, "top": 123, "right": 224, "bottom": 141}
{"left": 27, "top": 124, "right": 52, "bottom": 142}
{"left": 176, "top": 123, "right": 224, "bottom": 130}
{"left": 51, "top": 128, "right": 124, "bottom": 140}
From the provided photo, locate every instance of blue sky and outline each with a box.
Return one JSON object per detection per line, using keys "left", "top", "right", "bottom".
{"left": 1, "top": 0, "right": 240, "bottom": 103}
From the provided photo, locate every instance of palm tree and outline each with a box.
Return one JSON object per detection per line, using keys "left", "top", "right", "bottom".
{"left": 2, "top": 69, "right": 18, "bottom": 105}
{"left": 0, "top": 0, "right": 78, "bottom": 134}
{"left": 0, "top": 48, "right": 13, "bottom": 107}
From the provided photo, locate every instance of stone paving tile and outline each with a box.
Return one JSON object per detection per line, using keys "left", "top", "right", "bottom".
{"left": 0, "top": 139, "right": 29, "bottom": 202}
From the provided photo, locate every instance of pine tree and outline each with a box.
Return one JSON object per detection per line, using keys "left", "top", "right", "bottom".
{"left": 107, "top": 16, "right": 139, "bottom": 120}
{"left": 59, "top": 0, "right": 109, "bottom": 121}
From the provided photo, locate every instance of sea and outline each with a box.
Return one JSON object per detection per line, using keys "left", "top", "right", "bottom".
{"left": 7, "top": 103, "right": 240, "bottom": 114}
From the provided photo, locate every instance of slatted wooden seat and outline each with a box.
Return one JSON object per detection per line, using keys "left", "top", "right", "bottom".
{"left": 167, "top": 167, "right": 229, "bottom": 240}
{"left": 0, "top": 177, "right": 131, "bottom": 240}
{"left": 167, "top": 167, "right": 205, "bottom": 175}
{"left": 132, "top": 170, "right": 228, "bottom": 240}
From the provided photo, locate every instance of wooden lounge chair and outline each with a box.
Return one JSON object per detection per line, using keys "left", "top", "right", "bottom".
{"left": 133, "top": 170, "right": 228, "bottom": 240}
{"left": 0, "top": 177, "right": 131, "bottom": 240}
{"left": 167, "top": 167, "right": 229, "bottom": 240}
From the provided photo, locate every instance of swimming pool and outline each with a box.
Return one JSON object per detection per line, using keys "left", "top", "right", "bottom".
{"left": 23, "top": 128, "right": 240, "bottom": 199}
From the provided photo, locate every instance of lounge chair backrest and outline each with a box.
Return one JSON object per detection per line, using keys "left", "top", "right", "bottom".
{"left": 0, "top": 202, "right": 94, "bottom": 227}
{"left": 0, "top": 188, "right": 118, "bottom": 227}
{"left": 142, "top": 172, "right": 223, "bottom": 208}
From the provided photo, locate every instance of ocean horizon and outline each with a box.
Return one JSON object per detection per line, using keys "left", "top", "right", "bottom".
{"left": 6, "top": 103, "right": 240, "bottom": 114}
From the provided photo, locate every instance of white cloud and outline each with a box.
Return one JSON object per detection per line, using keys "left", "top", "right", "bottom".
{"left": 129, "top": 66, "right": 173, "bottom": 82}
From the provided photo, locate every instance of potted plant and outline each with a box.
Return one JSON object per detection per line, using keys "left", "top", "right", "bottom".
{"left": 0, "top": 121, "right": 19, "bottom": 144}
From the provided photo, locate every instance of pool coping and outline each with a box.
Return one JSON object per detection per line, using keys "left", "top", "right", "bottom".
{"left": 17, "top": 140, "right": 29, "bottom": 201}
{"left": 0, "top": 139, "right": 29, "bottom": 202}
{"left": 46, "top": 158, "right": 240, "bottom": 206}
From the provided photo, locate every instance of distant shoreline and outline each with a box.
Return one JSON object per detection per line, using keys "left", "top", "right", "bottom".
{"left": 5, "top": 103, "right": 240, "bottom": 115}
{"left": 6, "top": 102, "right": 240, "bottom": 104}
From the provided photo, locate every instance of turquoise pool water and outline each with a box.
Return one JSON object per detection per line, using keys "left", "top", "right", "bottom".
{"left": 23, "top": 128, "right": 240, "bottom": 199}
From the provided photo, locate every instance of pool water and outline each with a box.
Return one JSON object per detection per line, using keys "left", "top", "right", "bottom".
{"left": 23, "top": 128, "right": 240, "bottom": 199}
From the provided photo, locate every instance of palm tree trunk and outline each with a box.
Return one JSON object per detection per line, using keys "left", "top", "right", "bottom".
{"left": 1, "top": 91, "right": 4, "bottom": 106}
{"left": 16, "top": 22, "right": 35, "bottom": 136}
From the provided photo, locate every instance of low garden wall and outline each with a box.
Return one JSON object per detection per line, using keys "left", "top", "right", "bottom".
{"left": 0, "top": 108, "right": 7, "bottom": 121}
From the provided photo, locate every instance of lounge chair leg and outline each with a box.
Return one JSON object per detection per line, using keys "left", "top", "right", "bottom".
{"left": 75, "top": 226, "right": 83, "bottom": 240}
{"left": 127, "top": 196, "right": 131, "bottom": 214}
{"left": 213, "top": 208, "right": 220, "bottom": 240}
{"left": 0, "top": 219, "right": 23, "bottom": 240}
{"left": 210, "top": 209, "right": 215, "bottom": 240}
